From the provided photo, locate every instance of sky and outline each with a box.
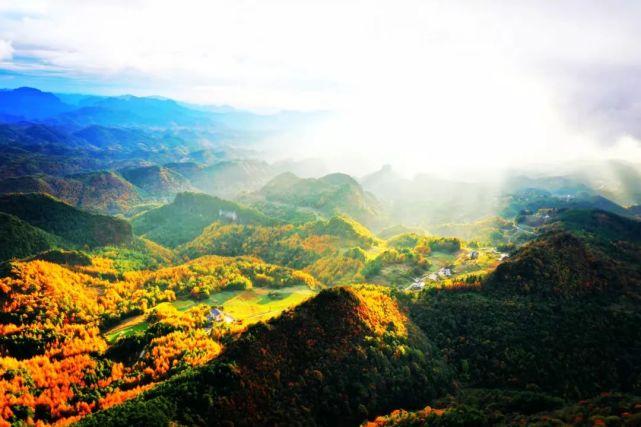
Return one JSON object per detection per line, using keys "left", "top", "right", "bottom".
{"left": 1, "top": 0, "right": 641, "bottom": 176}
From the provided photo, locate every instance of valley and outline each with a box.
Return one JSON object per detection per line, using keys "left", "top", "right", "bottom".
{"left": 0, "top": 87, "right": 640, "bottom": 426}
{"left": 105, "top": 285, "right": 316, "bottom": 344}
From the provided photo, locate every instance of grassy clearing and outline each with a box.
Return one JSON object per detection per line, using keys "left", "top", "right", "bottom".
{"left": 426, "top": 251, "right": 458, "bottom": 271}
{"left": 211, "top": 286, "right": 316, "bottom": 326}
{"left": 454, "top": 250, "right": 500, "bottom": 276}
{"left": 104, "top": 285, "right": 316, "bottom": 341}
{"left": 369, "top": 264, "right": 417, "bottom": 287}
{"left": 105, "top": 315, "right": 149, "bottom": 343}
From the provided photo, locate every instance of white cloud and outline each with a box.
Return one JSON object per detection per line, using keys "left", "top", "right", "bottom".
{"left": 0, "top": 1, "right": 639, "bottom": 109}
{"left": 0, "top": 0, "right": 640, "bottom": 174}
{"left": 0, "top": 39, "right": 13, "bottom": 62}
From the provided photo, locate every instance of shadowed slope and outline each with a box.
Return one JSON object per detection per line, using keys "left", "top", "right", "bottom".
{"left": 81, "top": 286, "right": 451, "bottom": 426}
{"left": 0, "top": 193, "right": 132, "bottom": 247}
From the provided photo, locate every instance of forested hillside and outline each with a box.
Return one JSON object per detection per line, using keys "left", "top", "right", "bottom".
{"left": 0, "top": 193, "right": 132, "bottom": 248}
{"left": 119, "top": 166, "right": 194, "bottom": 198}
{"left": 0, "top": 172, "right": 143, "bottom": 214}
{"left": 132, "top": 192, "right": 275, "bottom": 247}
{"left": 80, "top": 286, "right": 451, "bottom": 426}
{"left": 0, "top": 252, "right": 321, "bottom": 425}
{"left": 373, "top": 211, "right": 641, "bottom": 425}
{"left": 244, "top": 172, "right": 388, "bottom": 229}
{"left": 1, "top": 85, "right": 641, "bottom": 426}
{"left": 79, "top": 210, "right": 641, "bottom": 426}
{"left": 0, "top": 212, "right": 58, "bottom": 261}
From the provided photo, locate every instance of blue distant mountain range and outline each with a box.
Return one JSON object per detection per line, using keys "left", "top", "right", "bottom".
{"left": 0, "top": 86, "right": 325, "bottom": 130}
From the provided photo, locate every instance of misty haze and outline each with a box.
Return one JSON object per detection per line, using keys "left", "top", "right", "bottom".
{"left": 1, "top": 1, "right": 641, "bottom": 426}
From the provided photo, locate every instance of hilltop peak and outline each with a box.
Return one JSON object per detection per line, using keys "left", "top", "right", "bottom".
{"left": 80, "top": 286, "right": 450, "bottom": 426}
{"left": 11, "top": 86, "right": 46, "bottom": 94}
{"left": 255, "top": 171, "right": 386, "bottom": 229}
{"left": 486, "top": 210, "right": 641, "bottom": 297}
{"left": 0, "top": 87, "right": 71, "bottom": 120}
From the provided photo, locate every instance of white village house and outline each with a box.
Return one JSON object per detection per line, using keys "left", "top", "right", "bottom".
{"left": 407, "top": 278, "right": 425, "bottom": 291}
{"left": 207, "top": 307, "right": 235, "bottom": 324}
{"left": 437, "top": 267, "right": 452, "bottom": 278}
{"left": 218, "top": 209, "right": 238, "bottom": 222}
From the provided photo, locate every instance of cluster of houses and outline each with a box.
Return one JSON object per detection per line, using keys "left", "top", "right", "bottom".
{"left": 470, "top": 248, "right": 510, "bottom": 262}
{"left": 406, "top": 266, "right": 454, "bottom": 291}
{"left": 405, "top": 248, "right": 510, "bottom": 292}
{"left": 437, "top": 267, "right": 452, "bottom": 278}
